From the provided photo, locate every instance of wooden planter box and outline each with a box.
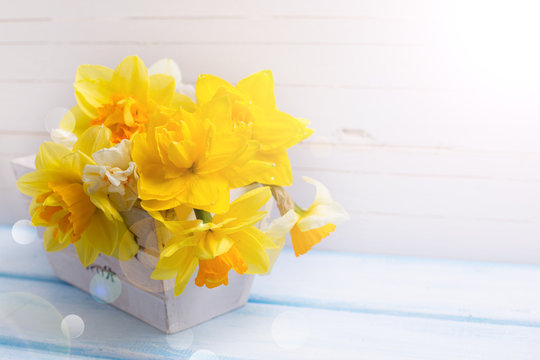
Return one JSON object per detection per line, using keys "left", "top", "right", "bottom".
{"left": 12, "top": 156, "right": 271, "bottom": 334}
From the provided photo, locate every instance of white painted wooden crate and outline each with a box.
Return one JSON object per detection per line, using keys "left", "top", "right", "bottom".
{"left": 12, "top": 155, "right": 272, "bottom": 334}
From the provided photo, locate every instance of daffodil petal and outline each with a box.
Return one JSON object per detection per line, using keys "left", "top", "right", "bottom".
{"left": 302, "top": 176, "right": 333, "bottom": 206}
{"left": 88, "top": 192, "right": 122, "bottom": 221}
{"left": 297, "top": 202, "right": 350, "bottom": 232}
{"left": 262, "top": 209, "right": 300, "bottom": 275}
{"left": 290, "top": 223, "right": 336, "bottom": 257}
{"left": 236, "top": 70, "right": 276, "bottom": 111}
{"left": 75, "top": 64, "right": 114, "bottom": 83}
{"left": 253, "top": 110, "right": 313, "bottom": 152}
{"left": 17, "top": 170, "right": 54, "bottom": 197}
{"left": 73, "top": 125, "right": 113, "bottom": 158}
{"left": 74, "top": 79, "right": 115, "bottom": 118}
{"left": 149, "top": 73, "right": 176, "bottom": 105}
{"left": 74, "top": 236, "right": 100, "bottom": 267}
{"left": 112, "top": 55, "right": 149, "bottom": 102}
{"left": 43, "top": 226, "right": 71, "bottom": 252}
{"left": 182, "top": 174, "right": 230, "bottom": 213}
{"left": 148, "top": 58, "right": 182, "bottom": 84}
{"left": 59, "top": 105, "right": 89, "bottom": 138}
{"left": 216, "top": 186, "right": 271, "bottom": 223}
{"left": 196, "top": 74, "right": 235, "bottom": 105}
{"left": 252, "top": 150, "right": 293, "bottom": 186}
{"left": 35, "top": 142, "right": 71, "bottom": 170}
{"left": 232, "top": 230, "right": 270, "bottom": 274}
{"left": 141, "top": 198, "right": 183, "bottom": 212}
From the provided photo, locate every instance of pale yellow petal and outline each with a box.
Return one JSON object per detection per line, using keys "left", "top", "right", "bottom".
{"left": 74, "top": 79, "right": 115, "bottom": 118}
{"left": 112, "top": 55, "right": 149, "bottom": 102}
{"left": 231, "top": 230, "right": 270, "bottom": 274}
{"left": 149, "top": 73, "right": 176, "bottom": 105}
{"left": 213, "top": 186, "right": 271, "bottom": 225}
{"left": 174, "top": 257, "right": 198, "bottom": 296}
{"left": 74, "top": 64, "right": 114, "bottom": 119}
{"left": 195, "top": 229, "right": 235, "bottom": 259}
{"left": 17, "top": 170, "right": 53, "bottom": 197}
{"left": 111, "top": 225, "right": 139, "bottom": 261}
{"left": 151, "top": 248, "right": 197, "bottom": 296}
{"left": 35, "top": 142, "right": 71, "bottom": 170}
{"left": 171, "top": 93, "right": 197, "bottom": 112}
{"left": 74, "top": 236, "right": 100, "bottom": 267}
{"left": 302, "top": 176, "right": 333, "bottom": 206}
{"left": 43, "top": 226, "right": 71, "bottom": 252}
{"left": 75, "top": 64, "right": 114, "bottom": 82}
{"left": 72, "top": 125, "right": 113, "bottom": 158}
{"left": 262, "top": 210, "right": 299, "bottom": 275}
{"left": 148, "top": 58, "right": 182, "bottom": 84}
{"left": 88, "top": 192, "right": 122, "bottom": 221}
{"left": 297, "top": 202, "right": 350, "bottom": 232}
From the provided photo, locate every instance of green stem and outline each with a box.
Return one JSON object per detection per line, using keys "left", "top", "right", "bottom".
{"left": 194, "top": 209, "right": 213, "bottom": 224}
{"left": 294, "top": 203, "right": 307, "bottom": 216}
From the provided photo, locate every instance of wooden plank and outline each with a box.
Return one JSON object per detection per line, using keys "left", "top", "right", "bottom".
{"left": 0, "top": 18, "right": 426, "bottom": 45}
{"left": 4, "top": 200, "right": 540, "bottom": 263}
{"left": 5, "top": 149, "right": 540, "bottom": 222}
{"left": 1, "top": 274, "right": 540, "bottom": 359}
{"left": 312, "top": 213, "right": 540, "bottom": 262}
{"left": 2, "top": 82, "right": 540, "bottom": 152}
{"left": 288, "top": 169, "right": 540, "bottom": 222}
{"left": 4, "top": 132, "right": 540, "bottom": 183}
{"left": 3, "top": 225, "right": 540, "bottom": 325}
{"left": 289, "top": 145, "right": 540, "bottom": 182}
{"left": 0, "top": 0, "right": 429, "bottom": 19}
{"left": 0, "top": 346, "right": 111, "bottom": 360}
{"left": 4, "top": 142, "right": 540, "bottom": 260}
{"left": 0, "top": 44, "right": 452, "bottom": 89}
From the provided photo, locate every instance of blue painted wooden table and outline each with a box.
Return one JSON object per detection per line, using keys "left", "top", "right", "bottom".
{"left": 1, "top": 225, "right": 540, "bottom": 360}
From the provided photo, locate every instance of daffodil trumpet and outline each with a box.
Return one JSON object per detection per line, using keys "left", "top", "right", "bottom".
{"left": 17, "top": 55, "right": 348, "bottom": 296}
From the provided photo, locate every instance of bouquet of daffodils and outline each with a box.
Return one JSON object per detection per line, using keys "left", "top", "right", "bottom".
{"left": 17, "top": 56, "right": 348, "bottom": 295}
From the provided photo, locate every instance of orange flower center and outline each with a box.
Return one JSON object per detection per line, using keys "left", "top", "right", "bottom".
{"left": 290, "top": 223, "right": 336, "bottom": 257}
{"left": 36, "top": 183, "right": 96, "bottom": 243}
{"left": 195, "top": 247, "right": 247, "bottom": 288}
{"left": 91, "top": 94, "right": 150, "bottom": 143}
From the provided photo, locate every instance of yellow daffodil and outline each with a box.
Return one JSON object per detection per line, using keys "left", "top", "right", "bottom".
{"left": 60, "top": 55, "right": 181, "bottom": 144}
{"left": 17, "top": 126, "right": 138, "bottom": 266}
{"left": 150, "top": 187, "right": 276, "bottom": 295}
{"left": 290, "top": 177, "right": 349, "bottom": 256}
{"left": 132, "top": 95, "right": 264, "bottom": 214}
{"left": 195, "top": 71, "right": 313, "bottom": 187}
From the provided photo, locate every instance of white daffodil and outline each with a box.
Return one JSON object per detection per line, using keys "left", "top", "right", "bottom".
{"left": 82, "top": 139, "right": 138, "bottom": 211}
{"left": 262, "top": 209, "right": 299, "bottom": 275}
{"left": 148, "top": 58, "right": 196, "bottom": 102}
{"left": 290, "top": 177, "right": 349, "bottom": 256}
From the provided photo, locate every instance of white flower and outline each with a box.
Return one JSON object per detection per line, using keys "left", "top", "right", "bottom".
{"left": 50, "top": 128, "right": 77, "bottom": 149}
{"left": 148, "top": 58, "right": 196, "bottom": 102}
{"left": 82, "top": 140, "right": 138, "bottom": 211}
{"left": 262, "top": 209, "right": 299, "bottom": 275}
{"left": 296, "top": 176, "right": 349, "bottom": 232}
